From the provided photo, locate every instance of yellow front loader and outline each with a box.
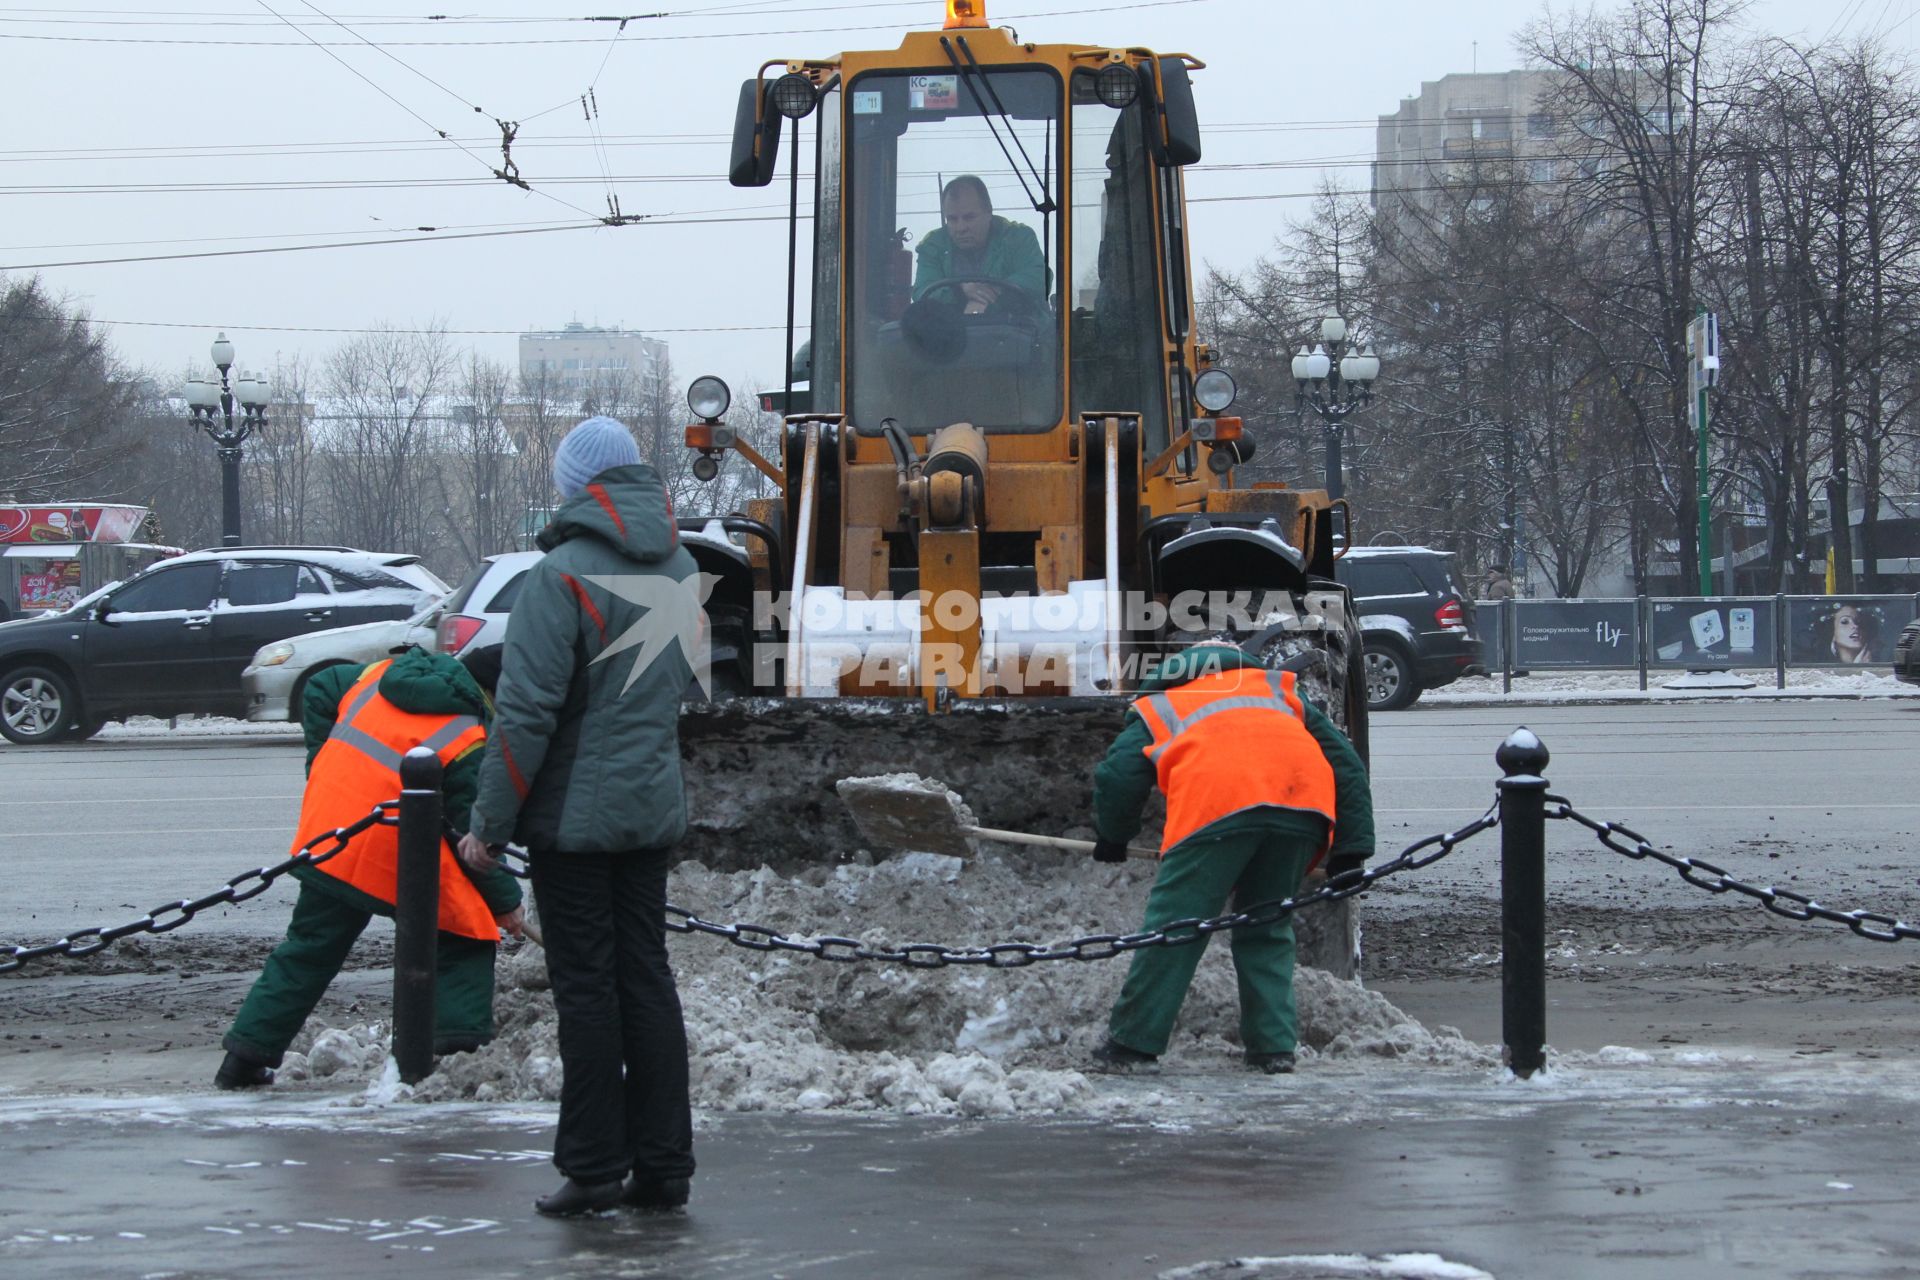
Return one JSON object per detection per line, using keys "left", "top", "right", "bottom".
{"left": 674, "top": 2, "right": 1365, "bottom": 968}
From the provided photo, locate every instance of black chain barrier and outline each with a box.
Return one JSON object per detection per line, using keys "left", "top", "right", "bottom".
{"left": 0, "top": 803, "right": 396, "bottom": 974}
{"left": 623, "top": 806, "right": 1502, "bottom": 968}
{"left": 1546, "top": 795, "right": 1920, "bottom": 943}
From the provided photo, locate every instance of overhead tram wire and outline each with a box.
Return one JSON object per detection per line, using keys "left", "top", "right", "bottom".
{"left": 0, "top": 0, "right": 1000, "bottom": 25}
{"left": 0, "top": 0, "right": 1213, "bottom": 45}
{"left": 251, "top": 0, "right": 615, "bottom": 222}
{"left": 90, "top": 318, "right": 790, "bottom": 336}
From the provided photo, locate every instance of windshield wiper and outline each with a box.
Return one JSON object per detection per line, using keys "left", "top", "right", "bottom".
{"left": 939, "top": 35, "right": 1055, "bottom": 216}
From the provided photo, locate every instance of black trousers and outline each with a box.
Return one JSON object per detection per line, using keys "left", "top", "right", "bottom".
{"left": 530, "top": 848, "right": 695, "bottom": 1186}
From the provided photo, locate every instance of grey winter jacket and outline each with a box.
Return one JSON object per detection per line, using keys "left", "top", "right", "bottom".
{"left": 468, "top": 462, "right": 699, "bottom": 853}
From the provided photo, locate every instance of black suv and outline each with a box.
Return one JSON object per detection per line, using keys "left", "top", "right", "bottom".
{"left": 1336, "top": 547, "right": 1482, "bottom": 711}
{"left": 0, "top": 547, "right": 446, "bottom": 745}
{"left": 1896, "top": 619, "right": 1920, "bottom": 686}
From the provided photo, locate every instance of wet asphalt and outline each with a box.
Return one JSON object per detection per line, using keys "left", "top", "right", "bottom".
{"left": 3, "top": 1062, "right": 1918, "bottom": 1280}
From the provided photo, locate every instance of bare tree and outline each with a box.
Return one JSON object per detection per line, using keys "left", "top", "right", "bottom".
{"left": 316, "top": 325, "right": 457, "bottom": 557}
{"left": 1523, "top": 0, "right": 1746, "bottom": 592}
{"left": 430, "top": 353, "right": 520, "bottom": 573}
{"left": 0, "top": 278, "right": 144, "bottom": 500}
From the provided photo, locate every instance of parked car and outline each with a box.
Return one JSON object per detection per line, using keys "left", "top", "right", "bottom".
{"left": 241, "top": 596, "right": 444, "bottom": 722}
{"left": 434, "top": 521, "right": 766, "bottom": 694}
{"left": 1336, "top": 547, "right": 1482, "bottom": 712}
{"left": 0, "top": 546, "right": 448, "bottom": 745}
{"left": 1895, "top": 619, "right": 1920, "bottom": 686}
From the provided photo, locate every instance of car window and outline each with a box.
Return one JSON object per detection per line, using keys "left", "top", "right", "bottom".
{"left": 223, "top": 562, "right": 301, "bottom": 607}
{"left": 326, "top": 565, "right": 413, "bottom": 593}
{"left": 296, "top": 565, "right": 331, "bottom": 596}
{"left": 1343, "top": 561, "right": 1427, "bottom": 599}
{"left": 484, "top": 569, "right": 532, "bottom": 614}
{"left": 108, "top": 562, "right": 220, "bottom": 613}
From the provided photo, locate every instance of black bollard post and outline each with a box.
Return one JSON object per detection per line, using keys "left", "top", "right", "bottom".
{"left": 1496, "top": 728, "right": 1550, "bottom": 1079}
{"left": 393, "top": 747, "right": 443, "bottom": 1086}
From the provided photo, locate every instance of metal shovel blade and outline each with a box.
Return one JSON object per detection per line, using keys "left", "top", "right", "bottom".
{"left": 836, "top": 774, "right": 980, "bottom": 859}
{"left": 838, "top": 773, "right": 1159, "bottom": 861}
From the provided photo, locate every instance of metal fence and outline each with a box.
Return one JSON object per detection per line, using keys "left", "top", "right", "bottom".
{"left": 1477, "top": 594, "right": 1920, "bottom": 688}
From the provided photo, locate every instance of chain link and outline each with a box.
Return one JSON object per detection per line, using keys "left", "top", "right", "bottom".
{"left": 0, "top": 803, "right": 395, "bottom": 974}
{"left": 1545, "top": 794, "right": 1920, "bottom": 944}
{"left": 641, "top": 805, "right": 1500, "bottom": 968}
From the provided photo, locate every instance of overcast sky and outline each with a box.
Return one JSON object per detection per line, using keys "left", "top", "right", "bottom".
{"left": 3, "top": 0, "right": 1911, "bottom": 402}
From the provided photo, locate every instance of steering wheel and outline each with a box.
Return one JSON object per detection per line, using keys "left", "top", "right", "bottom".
{"left": 915, "top": 275, "right": 1041, "bottom": 320}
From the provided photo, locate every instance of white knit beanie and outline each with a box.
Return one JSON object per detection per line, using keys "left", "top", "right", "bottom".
{"left": 552, "top": 415, "right": 641, "bottom": 499}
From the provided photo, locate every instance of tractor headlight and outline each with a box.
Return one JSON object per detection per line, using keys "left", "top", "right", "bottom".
{"left": 687, "top": 375, "right": 731, "bottom": 421}
{"left": 1096, "top": 63, "right": 1139, "bottom": 108}
{"left": 1194, "top": 369, "right": 1237, "bottom": 412}
{"left": 771, "top": 73, "right": 818, "bottom": 120}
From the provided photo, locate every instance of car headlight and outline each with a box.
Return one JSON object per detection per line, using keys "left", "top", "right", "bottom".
{"left": 255, "top": 642, "right": 297, "bottom": 667}
{"left": 1194, "top": 369, "right": 1238, "bottom": 412}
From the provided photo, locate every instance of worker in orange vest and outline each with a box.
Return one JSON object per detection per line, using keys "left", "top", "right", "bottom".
{"left": 1089, "top": 637, "right": 1375, "bottom": 1075}
{"left": 215, "top": 645, "right": 525, "bottom": 1089}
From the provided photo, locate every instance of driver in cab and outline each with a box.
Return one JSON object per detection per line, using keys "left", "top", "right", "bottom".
{"left": 913, "top": 175, "right": 1047, "bottom": 315}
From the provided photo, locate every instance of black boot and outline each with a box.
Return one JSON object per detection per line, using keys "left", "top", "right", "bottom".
{"left": 1244, "top": 1050, "right": 1296, "bottom": 1075}
{"left": 1089, "top": 1038, "right": 1160, "bottom": 1074}
{"left": 534, "top": 1178, "right": 625, "bottom": 1217}
{"left": 623, "top": 1175, "right": 691, "bottom": 1212}
{"left": 214, "top": 1051, "right": 274, "bottom": 1090}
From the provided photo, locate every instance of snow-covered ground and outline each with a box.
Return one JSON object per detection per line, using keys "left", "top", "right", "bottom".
{"left": 1429, "top": 667, "right": 1918, "bottom": 703}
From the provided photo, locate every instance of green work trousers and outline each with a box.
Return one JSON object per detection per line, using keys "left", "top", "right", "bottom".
{"left": 1107, "top": 828, "right": 1319, "bottom": 1057}
{"left": 224, "top": 880, "right": 497, "bottom": 1067}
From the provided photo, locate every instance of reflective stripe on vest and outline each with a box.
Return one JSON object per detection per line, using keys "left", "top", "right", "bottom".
{"left": 1133, "top": 665, "right": 1338, "bottom": 856}
{"left": 291, "top": 661, "right": 498, "bottom": 941}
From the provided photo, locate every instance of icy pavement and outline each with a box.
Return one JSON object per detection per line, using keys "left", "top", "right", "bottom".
{"left": 1427, "top": 668, "right": 1919, "bottom": 703}
{"left": 4, "top": 1049, "right": 1919, "bottom": 1279}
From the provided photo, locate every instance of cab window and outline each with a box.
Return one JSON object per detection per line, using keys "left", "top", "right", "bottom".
{"left": 845, "top": 65, "right": 1063, "bottom": 433}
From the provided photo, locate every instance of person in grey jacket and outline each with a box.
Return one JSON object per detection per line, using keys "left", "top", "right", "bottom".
{"left": 458, "top": 414, "right": 701, "bottom": 1218}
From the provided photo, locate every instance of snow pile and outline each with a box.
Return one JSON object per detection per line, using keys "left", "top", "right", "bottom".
{"left": 291, "top": 851, "right": 1494, "bottom": 1116}
{"left": 1430, "top": 667, "right": 1916, "bottom": 703}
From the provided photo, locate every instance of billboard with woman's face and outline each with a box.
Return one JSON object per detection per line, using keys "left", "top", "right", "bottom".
{"left": 1786, "top": 597, "right": 1916, "bottom": 665}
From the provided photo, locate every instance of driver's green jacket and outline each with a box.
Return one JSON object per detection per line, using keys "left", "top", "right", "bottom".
{"left": 913, "top": 216, "right": 1049, "bottom": 303}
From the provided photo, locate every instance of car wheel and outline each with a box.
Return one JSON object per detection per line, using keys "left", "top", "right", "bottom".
{"left": 0, "top": 666, "right": 79, "bottom": 745}
{"left": 1362, "top": 644, "right": 1420, "bottom": 712}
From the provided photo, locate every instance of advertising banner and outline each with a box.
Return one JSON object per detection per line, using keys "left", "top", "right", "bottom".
{"left": 1783, "top": 596, "right": 1918, "bottom": 666}
{"left": 0, "top": 505, "right": 147, "bottom": 545}
{"left": 15, "top": 558, "right": 84, "bottom": 611}
{"left": 1647, "top": 598, "right": 1778, "bottom": 667}
{"left": 1511, "top": 599, "right": 1641, "bottom": 668}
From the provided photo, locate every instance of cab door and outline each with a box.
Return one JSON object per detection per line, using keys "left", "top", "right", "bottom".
{"left": 84, "top": 560, "right": 223, "bottom": 714}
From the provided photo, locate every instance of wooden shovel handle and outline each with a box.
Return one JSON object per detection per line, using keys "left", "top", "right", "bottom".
{"left": 962, "top": 825, "right": 1159, "bottom": 862}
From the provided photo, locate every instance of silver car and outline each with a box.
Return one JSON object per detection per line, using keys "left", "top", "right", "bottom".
{"left": 242, "top": 597, "right": 442, "bottom": 721}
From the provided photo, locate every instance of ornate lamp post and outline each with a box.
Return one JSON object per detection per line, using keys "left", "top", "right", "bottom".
{"left": 184, "top": 332, "right": 270, "bottom": 547}
{"left": 1291, "top": 315, "right": 1381, "bottom": 501}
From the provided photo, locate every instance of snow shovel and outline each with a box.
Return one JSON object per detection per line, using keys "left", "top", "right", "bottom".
{"left": 837, "top": 774, "right": 1158, "bottom": 862}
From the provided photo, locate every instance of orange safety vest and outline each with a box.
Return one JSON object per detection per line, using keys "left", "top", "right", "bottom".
{"left": 1133, "top": 665, "right": 1339, "bottom": 857}
{"left": 290, "top": 660, "right": 498, "bottom": 941}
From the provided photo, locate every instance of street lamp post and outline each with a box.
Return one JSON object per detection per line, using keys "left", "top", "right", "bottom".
{"left": 184, "top": 332, "right": 271, "bottom": 547}
{"left": 1292, "top": 315, "right": 1381, "bottom": 501}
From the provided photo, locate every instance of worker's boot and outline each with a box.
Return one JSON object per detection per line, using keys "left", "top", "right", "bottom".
{"left": 623, "top": 1175, "right": 691, "bottom": 1212}
{"left": 534, "top": 1178, "right": 625, "bottom": 1217}
{"left": 213, "top": 1051, "right": 274, "bottom": 1090}
{"left": 1089, "top": 1038, "right": 1160, "bottom": 1074}
{"left": 1244, "top": 1050, "right": 1296, "bottom": 1075}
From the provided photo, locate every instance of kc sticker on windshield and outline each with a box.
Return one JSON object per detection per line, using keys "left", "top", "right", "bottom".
{"left": 909, "top": 74, "right": 958, "bottom": 111}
